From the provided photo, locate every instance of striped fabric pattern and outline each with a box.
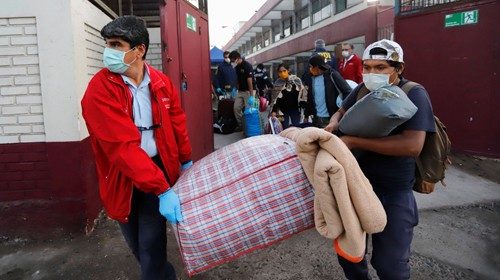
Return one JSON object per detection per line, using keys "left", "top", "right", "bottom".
{"left": 172, "top": 135, "right": 315, "bottom": 276}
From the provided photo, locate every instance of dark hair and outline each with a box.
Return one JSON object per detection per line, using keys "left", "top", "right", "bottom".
{"left": 277, "top": 63, "right": 289, "bottom": 71}
{"left": 388, "top": 60, "right": 404, "bottom": 78}
{"left": 256, "top": 63, "right": 264, "bottom": 70}
{"left": 101, "top": 15, "right": 149, "bottom": 59}
{"left": 309, "top": 54, "right": 330, "bottom": 71}
{"left": 223, "top": 51, "right": 230, "bottom": 57}
{"left": 388, "top": 60, "right": 403, "bottom": 72}
{"left": 228, "top": 50, "right": 241, "bottom": 60}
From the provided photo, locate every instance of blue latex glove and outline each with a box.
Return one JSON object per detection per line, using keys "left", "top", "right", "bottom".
{"left": 158, "top": 189, "right": 183, "bottom": 223}
{"left": 216, "top": 87, "right": 222, "bottom": 94}
{"left": 181, "top": 160, "right": 193, "bottom": 171}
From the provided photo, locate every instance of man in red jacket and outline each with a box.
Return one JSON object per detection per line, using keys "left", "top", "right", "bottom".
{"left": 81, "top": 16, "right": 192, "bottom": 280}
{"left": 338, "top": 43, "right": 363, "bottom": 83}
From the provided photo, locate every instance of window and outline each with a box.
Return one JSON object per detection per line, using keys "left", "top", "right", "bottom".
{"left": 264, "top": 30, "right": 271, "bottom": 47}
{"left": 297, "top": 6, "right": 309, "bottom": 31}
{"left": 283, "top": 17, "right": 292, "bottom": 38}
{"left": 335, "top": 0, "right": 347, "bottom": 14}
{"left": 272, "top": 25, "right": 281, "bottom": 43}
{"left": 312, "top": 0, "right": 332, "bottom": 24}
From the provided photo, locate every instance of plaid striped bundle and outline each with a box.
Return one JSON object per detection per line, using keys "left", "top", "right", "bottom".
{"left": 172, "top": 135, "right": 314, "bottom": 276}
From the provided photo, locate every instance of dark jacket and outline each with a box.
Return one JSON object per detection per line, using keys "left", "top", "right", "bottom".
{"left": 302, "top": 69, "right": 352, "bottom": 117}
{"left": 253, "top": 69, "right": 273, "bottom": 95}
{"left": 311, "top": 47, "right": 339, "bottom": 71}
{"left": 214, "top": 61, "right": 237, "bottom": 90}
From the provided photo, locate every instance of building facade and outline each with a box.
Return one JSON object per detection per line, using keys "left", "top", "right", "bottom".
{"left": 223, "top": 0, "right": 394, "bottom": 77}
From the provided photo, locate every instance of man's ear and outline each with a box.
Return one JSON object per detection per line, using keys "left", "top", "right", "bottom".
{"left": 398, "top": 63, "right": 405, "bottom": 74}
{"left": 137, "top": 44, "right": 146, "bottom": 59}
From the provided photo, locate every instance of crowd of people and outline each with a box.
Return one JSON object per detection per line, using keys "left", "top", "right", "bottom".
{"left": 211, "top": 38, "right": 365, "bottom": 134}
{"left": 82, "top": 15, "right": 436, "bottom": 280}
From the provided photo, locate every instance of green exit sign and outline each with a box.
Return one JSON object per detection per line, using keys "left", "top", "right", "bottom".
{"left": 186, "top": 13, "right": 197, "bottom": 32}
{"left": 445, "top": 10, "right": 478, "bottom": 28}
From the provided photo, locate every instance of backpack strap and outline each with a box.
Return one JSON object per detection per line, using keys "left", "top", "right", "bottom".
{"left": 356, "top": 85, "right": 370, "bottom": 101}
{"left": 400, "top": 80, "right": 421, "bottom": 94}
{"left": 329, "top": 71, "right": 343, "bottom": 97}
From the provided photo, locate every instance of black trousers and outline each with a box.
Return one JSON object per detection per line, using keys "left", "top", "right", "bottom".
{"left": 338, "top": 190, "right": 419, "bottom": 280}
{"left": 119, "top": 155, "right": 176, "bottom": 280}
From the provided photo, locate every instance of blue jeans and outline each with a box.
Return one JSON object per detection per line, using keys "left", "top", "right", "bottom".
{"left": 338, "top": 190, "right": 419, "bottom": 280}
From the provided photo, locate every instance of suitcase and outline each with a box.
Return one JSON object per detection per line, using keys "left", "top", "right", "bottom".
{"left": 172, "top": 135, "right": 314, "bottom": 276}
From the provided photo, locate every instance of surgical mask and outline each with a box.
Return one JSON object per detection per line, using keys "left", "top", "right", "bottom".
{"left": 278, "top": 71, "right": 289, "bottom": 80}
{"left": 231, "top": 61, "right": 237, "bottom": 68}
{"left": 341, "top": 51, "right": 350, "bottom": 58}
{"left": 102, "top": 47, "right": 137, "bottom": 74}
{"left": 224, "top": 58, "right": 230, "bottom": 63}
{"left": 362, "top": 73, "right": 391, "bottom": 91}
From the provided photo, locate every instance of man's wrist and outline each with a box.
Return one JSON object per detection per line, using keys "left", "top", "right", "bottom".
{"left": 158, "top": 188, "right": 172, "bottom": 198}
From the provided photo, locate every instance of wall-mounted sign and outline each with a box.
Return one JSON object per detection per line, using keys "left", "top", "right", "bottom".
{"left": 186, "top": 13, "right": 197, "bottom": 32}
{"left": 445, "top": 10, "right": 478, "bottom": 28}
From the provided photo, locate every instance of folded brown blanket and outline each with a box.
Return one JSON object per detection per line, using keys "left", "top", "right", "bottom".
{"left": 280, "top": 127, "right": 386, "bottom": 262}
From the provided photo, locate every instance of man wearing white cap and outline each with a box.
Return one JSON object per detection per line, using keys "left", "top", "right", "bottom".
{"left": 326, "top": 39, "right": 436, "bottom": 279}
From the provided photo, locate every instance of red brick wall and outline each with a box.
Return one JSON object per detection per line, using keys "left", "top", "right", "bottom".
{"left": 0, "top": 139, "right": 100, "bottom": 239}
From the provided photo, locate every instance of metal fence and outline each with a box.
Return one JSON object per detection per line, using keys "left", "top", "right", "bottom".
{"left": 378, "top": 24, "right": 394, "bottom": 40}
{"left": 397, "top": 0, "right": 468, "bottom": 15}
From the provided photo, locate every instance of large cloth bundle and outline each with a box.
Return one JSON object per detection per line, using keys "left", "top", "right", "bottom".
{"left": 339, "top": 85, "right": 417, "bottom": 137}
{"left": 172, "top": 135, "right": 314, "bottom": 276}
{"left": 281, "top": 127, "right": 386, "bottom": 263}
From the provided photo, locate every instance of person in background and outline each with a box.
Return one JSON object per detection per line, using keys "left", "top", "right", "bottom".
{"left": 254, "top": 63, "right": 274, "bottom": 99}
{"left": 302, "top": 54, "right": 352, "bottom": 128}
{"left": 214, "top": 51, "right": 238, "bottom": 98}
{"left": 270, "top": 63, "right": 305, "bottom": 128}
{"left": 81, "top": 16, "right": 192, "bottom": 280}
{"left": 228, "top": 50, "right": 255, "bottom": 132}
{"left": 338, "top": 42, "right": 363, "bottom": 83}
{"left": 325, "top": 39, "right": 436, "bottom": 280}
{"left": 311, "top": 39, "right": 339, "bottom": 72}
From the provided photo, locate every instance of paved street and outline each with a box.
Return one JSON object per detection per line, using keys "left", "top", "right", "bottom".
{"left": 0, "top": 132, "right": 498, "bottom": 280}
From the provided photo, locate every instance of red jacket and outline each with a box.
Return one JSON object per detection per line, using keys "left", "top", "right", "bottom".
{"left": 338, "top": 54, "right": 363, "bottom": 84}
{"left": 81, "top": 64, "right": 192, "bottom": 223}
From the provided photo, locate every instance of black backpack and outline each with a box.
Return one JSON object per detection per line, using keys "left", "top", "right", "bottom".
{"left": 356, "top": 81, "right": 452, "bottom": 194}
{"left": 213, "top": 116, "right": 237, "bottom": 134}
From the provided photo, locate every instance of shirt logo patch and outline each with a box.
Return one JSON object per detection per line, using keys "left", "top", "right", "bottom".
{"left": 162, "top": 97, "right": 171, "bottom": 109}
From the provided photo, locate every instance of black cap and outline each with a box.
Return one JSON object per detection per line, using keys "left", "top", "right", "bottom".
{"left": 309, "top": 54, "right": 330, "bottom": 71}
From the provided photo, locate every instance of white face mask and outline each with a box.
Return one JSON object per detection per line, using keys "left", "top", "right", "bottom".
{"left": 363, "top": 73, "right": 391, "bottom": 91}
{"left": 341, "top": 51, "right": 350, "bottom": 58}
{"left": 224, "top": 58, "right": 230, "bottom": 63}
{"left": 231, "top": 61, "right": 237, "bottom": 68}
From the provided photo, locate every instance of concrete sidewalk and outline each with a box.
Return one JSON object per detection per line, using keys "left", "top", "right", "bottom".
{"left": 211, "top": 131, "right": 500, "bottom": 279}
{"left": 0, "top": 132, "right": 498, "bottom": 280}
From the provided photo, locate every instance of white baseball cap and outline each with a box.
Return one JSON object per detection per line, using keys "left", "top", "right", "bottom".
{"left": 362, "top": 39, "right": 404, "bottom": 63}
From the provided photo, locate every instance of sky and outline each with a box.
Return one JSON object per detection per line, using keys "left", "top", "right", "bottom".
{"left": 208, "top": 0, "right": 267, "bottom": 49}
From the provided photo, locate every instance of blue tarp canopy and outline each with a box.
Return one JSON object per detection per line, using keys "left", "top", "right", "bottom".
{"left": 210, "top": 46, "right": 224, "bottom": 64}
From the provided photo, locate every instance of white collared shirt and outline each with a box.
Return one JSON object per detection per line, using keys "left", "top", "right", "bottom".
{"left": 121, "top": 67, "right": 158, "bottom": 157}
